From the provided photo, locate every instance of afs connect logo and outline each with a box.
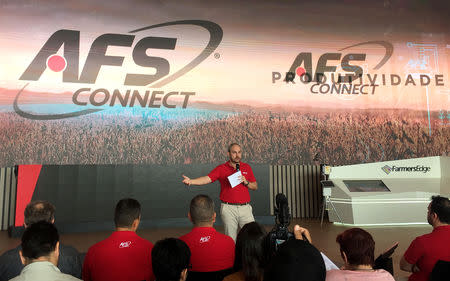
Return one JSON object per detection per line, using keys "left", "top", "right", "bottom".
{"left": 15, "top": 20, "right": 223, "bottom": 120}
{"left": 199, "top": 236, "right": 211, "bottom": 243}
{"left": 272, "top": 41, "right": 445, "bottom": 95}
{"left": 381, "top": 165, "right": 431, "bottom": 175}
{"left": 119, "top": 241, "right": 132, "bottom": 248}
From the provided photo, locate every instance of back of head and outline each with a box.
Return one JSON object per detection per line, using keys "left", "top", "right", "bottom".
{"left": 430, "top": 195, "right": 450, "bottom": 224}
{"left": 336, "top": 228, "right": 375, "bottom": 266}
{"left": 24, "top": 200, "right": 55, "bottom": 226}
{"left": 264, "top": 239, "right": 325, "bottom": 281}
{"left": 234, "top": 222, "right": 268, "bottom": 281}
{"left": 152, "top": 238, "right": 191, "bottom": 281}
{"left": 21, "top": 221, "right": 59, "bottom": 261}
{"left": 189, "top": 195, "right": 214, "bottom": 225}
{"left": 114, "top": 198, "right": 141, "bottom": 228}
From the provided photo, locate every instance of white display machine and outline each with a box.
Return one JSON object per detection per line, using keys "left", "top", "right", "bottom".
{"left": 327, "top": 156, "right": 450, "bottom": 225}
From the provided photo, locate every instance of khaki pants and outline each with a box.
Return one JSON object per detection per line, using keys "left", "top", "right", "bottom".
{"left": 220, "top": 203, "right": 255, "bottom": 241}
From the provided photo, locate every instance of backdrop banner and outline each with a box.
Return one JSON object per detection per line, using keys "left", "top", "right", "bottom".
{"left": 1, "top": 0, "right": 449, "bottom": 167}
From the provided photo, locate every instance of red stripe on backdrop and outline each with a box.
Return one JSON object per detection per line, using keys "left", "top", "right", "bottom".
{"left": 15, "top": 165, "right": 42, "bottom": 226}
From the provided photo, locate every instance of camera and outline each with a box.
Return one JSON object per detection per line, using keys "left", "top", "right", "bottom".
{"left": 266, "top": 193, "right": 295, "bottom": 253}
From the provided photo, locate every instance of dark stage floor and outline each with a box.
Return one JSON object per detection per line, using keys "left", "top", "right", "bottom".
{"left": 0, "top": 219, "right": 430, "bottom": 280}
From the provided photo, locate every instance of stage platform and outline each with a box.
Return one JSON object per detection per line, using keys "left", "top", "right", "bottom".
{"left": 0, "top": 219, "right": 431, "bottom": 280}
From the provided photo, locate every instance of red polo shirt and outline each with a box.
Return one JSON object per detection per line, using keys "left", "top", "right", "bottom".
{"left": 83, "top": 231, "right": 154, "bottom": 281}
{"left": 180, "top": 227, "right": 235, "bottom": 272}
{"left": 403, "top": 225, "right": 450, "bottom": 281}
{"left": 208, "top": 162, "right": 256, "bottom": 204}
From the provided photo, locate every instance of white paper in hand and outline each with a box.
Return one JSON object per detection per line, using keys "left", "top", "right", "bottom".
{"left": 321, "top": 252, "right": 339, "bottom": 271}
{"left": 227, "top": 171, "right": 242, "bottom": 188}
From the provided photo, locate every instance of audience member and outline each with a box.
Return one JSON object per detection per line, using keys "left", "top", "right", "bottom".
{"left": 224, "top": 222, "right": 267, "bottom": 281}
{"left": 0, "top": 200, "right": 81, "bottom": 281}
{"left": 7, "top": 195, "right": 446, "bottom": 281}
{"left": 152, "top": 238, "right": 191, "bottom": 281}
{"left": 264, "top": 225, "right": 325, "bottom": 281}
{"left": 326, "top": 228, "right": 394, "bottom": 281}
{"left": 82, "top": 198, "right": 154, "bottom": 281}
{"left": 10, "top": 221, "right": 81, "bottom": 281}
{"left": 180, "top": 195, "right": 235, "bottom": 272}
{"left": 400, "top": 195, "right": 450, "bottom": 281}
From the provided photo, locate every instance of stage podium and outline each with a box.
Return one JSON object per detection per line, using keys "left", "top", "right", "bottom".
{"left": 326, "top": 156, "right": 449, "bottom": 225}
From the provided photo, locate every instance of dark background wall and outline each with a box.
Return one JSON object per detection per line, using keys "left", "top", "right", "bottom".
{"left": 31, "top": 164, "right": 272, "bottom": 232}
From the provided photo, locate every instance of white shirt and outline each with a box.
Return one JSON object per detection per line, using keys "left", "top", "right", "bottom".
{"left": 9, "top": 261, "right": 81, "bottom": 281}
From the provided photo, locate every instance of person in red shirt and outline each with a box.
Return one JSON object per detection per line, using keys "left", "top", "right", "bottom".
{"left": 82, "top": 198, "right": 154, "bottom": 281}
{"left": 400, "top": 195, "right": 450, "bottom": 281}
{"left": 180, "top": 195, "right": 235, "bottom": 272}
{"left": 182, "top": 143, "right": 258, "bottom": 241}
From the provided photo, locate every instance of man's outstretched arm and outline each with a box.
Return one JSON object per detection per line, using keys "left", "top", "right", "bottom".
{"left": 182, "top": 175, "right": 212, "bottom": 186}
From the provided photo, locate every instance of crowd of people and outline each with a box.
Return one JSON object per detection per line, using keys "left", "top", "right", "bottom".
{"left": 0, "top": 108, "right": 447, "bottom": 166}
{"left": 0, "top": 195, "right": 449, "bottom": 281}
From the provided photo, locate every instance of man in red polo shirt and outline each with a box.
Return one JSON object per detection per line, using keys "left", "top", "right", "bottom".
{"left": 400, "top": 195, "right": 450, "bottom": 281}
{"left": 82, "top": 198, "right": 154, "bottom": 281}
{"left": 182, "top": 143, "right": 258, "bottom": 241}
{"left": 180, "top": 195, "right": 235, "bottom": 272}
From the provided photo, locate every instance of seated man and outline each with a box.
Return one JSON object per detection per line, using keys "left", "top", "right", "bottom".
{"left": 0, "top": 200, "right": 81, "bottom": 281}
{"left": 11, "top": 221, "right": 81, "bottom": 281}
{"left": 83, "top": 198, "right": 154, "bottom": 281}
{"left": 180, "top": 195, "right": 235, "bottom": 272}
{"left": 152, "top": 238, "right": 191, "bottom": 281}
{"left": 400, "top": 195, "right": 450, "bottom": 281}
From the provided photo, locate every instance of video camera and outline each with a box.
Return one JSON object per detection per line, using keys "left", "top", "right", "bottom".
{"left": 266, "top": 193, "right": 295, "bottom": 253}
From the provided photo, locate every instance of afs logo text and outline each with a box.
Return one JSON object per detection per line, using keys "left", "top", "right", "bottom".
{"left": 272, "top": 41, "right": 394, "bottom": 96}
{"left": 285, "top": 41, "right": 392, "bottom": 83}
{"left": 15, "top": 20, "right": 223, "bottom": 120}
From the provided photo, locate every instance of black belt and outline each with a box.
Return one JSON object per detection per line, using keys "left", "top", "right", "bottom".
{"left": 221, "top": 201, "right": 249, "bottom": 206}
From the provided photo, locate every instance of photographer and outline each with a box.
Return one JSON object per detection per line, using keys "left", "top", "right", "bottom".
{"left": 266, "top": 194, "right": 295, "bottom": 255}
{"left": 266, "top": 193, "right": 338, "bottom": 272}
{"left": 262, "top": 193, "right": 325, "bottom": 281}
{"left": 264, "top": 224, "right": 326, "bottom": 281}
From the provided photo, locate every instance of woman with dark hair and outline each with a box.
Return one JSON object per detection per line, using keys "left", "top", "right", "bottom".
{"left": 326, "top": 228, "right": 394, "bottom": 281}
{"left": 224, "top": 222, "right": 267, "bottom": 281}
{"left": 152, "top": 238, "right": 191, "bottom": 281}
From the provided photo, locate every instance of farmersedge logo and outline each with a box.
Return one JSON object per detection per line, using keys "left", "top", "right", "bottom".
{"left": 15, "top": 20, "right": 223, "bottom": 120}
{"left": 381, "top": 165, "right": 431, "bottom": 175}
{"left": 271, "top": 41, "right": 445, "bottom": 95}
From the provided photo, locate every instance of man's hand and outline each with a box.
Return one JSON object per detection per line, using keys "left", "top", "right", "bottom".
{"left": 182, "top": 175, "right": 191, "bottom": 186}
{"left": 294, "top": 225, "right": 312, "bottom": 243}
{"left": 181, "top": 175, "right": 212, "bottom": 186}
{"left": 239, "top": 175, "right": 249, "bottom": 186}
{"left": 238, "top": 175, "right": 257, "bottom": 190}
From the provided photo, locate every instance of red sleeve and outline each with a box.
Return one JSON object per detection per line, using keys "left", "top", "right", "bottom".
{"left": 208, "top": 166, "right": 222, "bottom": 183}
{"left": 246, "top": 165, "right": 256, "bottom": 182}
{"left": 82, "top": 250, "right": 92, "bottom": 281}
{"left": 403, "top": 237, "right": 424, "bottom": 265}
